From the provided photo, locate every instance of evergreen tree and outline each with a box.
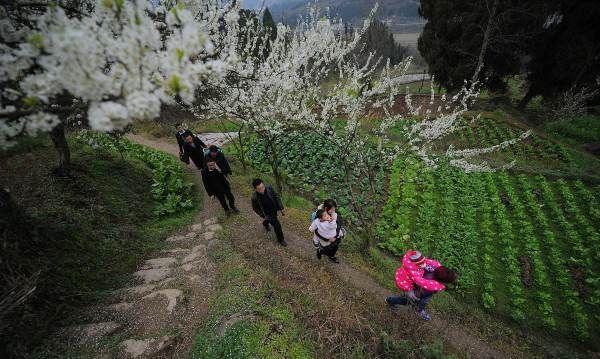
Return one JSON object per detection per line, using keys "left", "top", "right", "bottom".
{"left": 519, "top": 0, "right": 600, "bottom": 108}
{"left": 418, "top": 0, "right": 600, "bottom": 108}
{"left": 263, "top": 7, "right": 277, "bottom": 40}
{"left": 354, "top": 19, "right": 408, "bottom": 68}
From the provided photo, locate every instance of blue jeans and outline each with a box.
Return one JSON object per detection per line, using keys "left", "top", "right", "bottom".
{"left": 387, "top": 290, "right": 434, "bottom": 312}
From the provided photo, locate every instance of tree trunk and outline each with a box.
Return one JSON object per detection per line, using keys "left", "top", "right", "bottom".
{"left": 419, "top": 71, "right": 426, "bottom": 92}
{"left": 50, "top": 123, "right": 71, "bottom": 176}
{"left": 342, "top": 163, "right": 371, "bottom": 251}
{"left": 236, "top": 130, "right": 247, "bottom": 171}
{"left": 265, "top": 140, "right": 283, "bottom": 194}
{"left": 517, "top": 88, "right": 536, "bottom": 110}
{"left": 471, "top": 0, "right": 499, "bottom": 84}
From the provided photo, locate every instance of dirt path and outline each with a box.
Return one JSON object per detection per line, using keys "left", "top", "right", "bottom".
{"left": 58, "top": 134, "right": 234, "bottom": 358}
{"left": 125, "top": 133, "right": 516, "bottom": 359}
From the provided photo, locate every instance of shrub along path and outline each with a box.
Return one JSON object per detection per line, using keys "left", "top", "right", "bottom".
{"left": 120, "top": 134, "right": 516, "bottom": 359}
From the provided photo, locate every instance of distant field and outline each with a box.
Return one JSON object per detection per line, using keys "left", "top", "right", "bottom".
{"left": 393, "top": 32, "right": 420, "bottom": 49}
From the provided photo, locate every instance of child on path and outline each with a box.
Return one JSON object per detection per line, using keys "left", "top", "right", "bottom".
{"left": 309, "top": 209, "right": 342, "bottom": 263}
{"left": 385, "top": 250, "right": 456, "bottom": 321}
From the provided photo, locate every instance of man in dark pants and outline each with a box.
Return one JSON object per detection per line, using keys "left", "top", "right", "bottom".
{"left": 181, "top": 132, "right": 207, "bottom": 170}
{"left": 251, "top": 178, "right": 287, "bottom": 247}
{"left": 175, "top": 124, "right": 193, "bottom": 156}
{"left": 204, "top": 145, "right": 232, "bottom": 176}
{"left": 202, "top": 158, "right": 239, "bottom": 214}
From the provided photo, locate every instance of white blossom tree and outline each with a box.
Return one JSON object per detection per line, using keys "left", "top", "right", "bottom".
{"left": 205, "top": 6, "right": 369, "bottom": 192}
{"left": 206, "top": 3, "right": 529, "bottom": 242}
{"left": 0, "top": 0, "right": 239, "bottom": 173}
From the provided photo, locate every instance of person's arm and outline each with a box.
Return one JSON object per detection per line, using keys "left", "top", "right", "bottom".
{"left": 335, "top": 213, "right": 343, "bottom": 237}
{"left": 270, "top": 187, "right": 284, "bottom": 211}
{"left": 201, "top": 171, "right": 213, "bottom": 196}
{"left": 314, "top": 228, "right": 329, "bottom": 242}
{"left": 181, "top": 146, "right": 190, "bottom": 164}
{"left": 411, "top": 270, "right": 446, "bottom": 292}
{"left": 251, "top": 196, "right": 264, "bottom": 218}
{"left": 176, "top": 134, "right": 184, "bottom": 153}
{"left": 221, "top": 153, "right": 232, "bottom": 175}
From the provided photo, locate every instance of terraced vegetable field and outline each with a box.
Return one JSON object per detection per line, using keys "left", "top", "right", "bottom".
{"left": 451, "top": 115, "right": 575, "bottom": 166}
{"left": 376, "top": 156, "right": 600, "bottom": 341}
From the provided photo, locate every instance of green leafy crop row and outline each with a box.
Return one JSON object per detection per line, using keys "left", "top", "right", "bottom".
{"left": 77, "top": 131, "right": 194, "bottom": 216}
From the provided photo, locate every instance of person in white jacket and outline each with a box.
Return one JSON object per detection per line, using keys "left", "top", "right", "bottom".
{"left": 309, "top": 209, "right": 341, "bottom": 263}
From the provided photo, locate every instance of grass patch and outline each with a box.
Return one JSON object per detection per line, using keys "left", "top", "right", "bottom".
{"left": 0, "top": 136, "right": 202, "bottom": 358}
{"left": 189, "top": 230, "right": 314, "bottom": 359}
{"left": 544, "top": 114, "right": 600, "bottom": 145}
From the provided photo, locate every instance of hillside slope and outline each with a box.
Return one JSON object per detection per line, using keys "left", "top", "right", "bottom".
{"left": 267, "top": 0, "right": 421, "bottom": 26}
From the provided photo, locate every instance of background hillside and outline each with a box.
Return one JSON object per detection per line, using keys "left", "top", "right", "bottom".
{"left": 249, "top": 0, "right": 422, "bottom": 30}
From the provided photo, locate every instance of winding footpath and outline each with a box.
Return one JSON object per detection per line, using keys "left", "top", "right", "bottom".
{"left": 60, "top": 132, "right": 514, "bottom": 358}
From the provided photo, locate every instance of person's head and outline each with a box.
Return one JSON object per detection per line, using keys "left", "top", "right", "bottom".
{"left": 184, "top": 132, "right": 194, "bottom": 144}
{"left": 433, "top": 266, "right": 457, "bottom": 285}
{"left": 209, "top": 145, "right": 219, "bottom": 158}
{"left": 323, "top": 199, "right": 337, "bottom": 214}
{"left": 252, "top": 178, "right": 265, "bottom": 194}
{"left": 409, "top": 250, "right": 427, "bottom": 268}
{"left": 206, "top": 157, "right": 216, "bottom": 170}
{"left": 316, "top": 208, "right": 331, "bottom": 222}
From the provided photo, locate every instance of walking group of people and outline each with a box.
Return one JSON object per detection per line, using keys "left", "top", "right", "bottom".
{"left": 177, "top": 124, "right": 456, "bottom": 322}
{"left": 176, "top": 125, "right": 238, "bottom": 214}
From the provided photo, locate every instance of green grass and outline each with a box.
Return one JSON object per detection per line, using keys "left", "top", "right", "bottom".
{"left": 0, "top": 134, "right": 48, "bottom": 158}
{"left": 0, "top": 135, "right": 202, "bottom": 358}
{"left": 189, "top": 230, "right": 314, "bottom": 359}
{"left": 544, "top": 115, "right": 600, "bottom": 144}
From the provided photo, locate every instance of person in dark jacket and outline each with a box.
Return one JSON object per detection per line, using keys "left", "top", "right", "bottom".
{"left": 181, "top": 132, "right": 207, "bottom": 169}
{"left": 251, "top": 178, "right": 287, "bottom": 246}
{"left": 204, "top": 145, "right": 232, "bottom": 176}
{"left": 202, "top": 157, "right": 239, "bottom": 214}
{"left": 175, "top": 124, "right": 193, "bottom": 155}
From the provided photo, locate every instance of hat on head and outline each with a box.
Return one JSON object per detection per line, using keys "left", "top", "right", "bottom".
{"left": 409, "top": 251, "right": 426, "bottom": 266}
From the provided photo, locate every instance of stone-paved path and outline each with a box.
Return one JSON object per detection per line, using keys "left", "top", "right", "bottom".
{"left": 61, "top": 216, "right": 224, "bottom": 358}
{"left": 57, "top": 134, "right": 234, "bottom": 358}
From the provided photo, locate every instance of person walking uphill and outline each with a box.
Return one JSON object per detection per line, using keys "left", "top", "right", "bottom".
{"left": 309, "top": 209, "right": 343, "bottom": 263}
{"left": 251, "top": 178, "right": 287, "bottom": 247}
{"left": 205, "top": 145, "right": 232, "bottom": 177}
{"left": 386, "top": 250, "right": 456, "bottom": 321}
{"left": 202, "top": 157, "right": 239, "bottom": 215}
{"left": 175, "top": 123, "right": 193, "bottom": 156}
{"left": 181, "top": 132, "right": 207, "bottom": 170}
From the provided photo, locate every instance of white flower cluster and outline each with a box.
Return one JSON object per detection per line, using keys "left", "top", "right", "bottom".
{"left": 0, "top": 0, "right": 238, "bottom": 148}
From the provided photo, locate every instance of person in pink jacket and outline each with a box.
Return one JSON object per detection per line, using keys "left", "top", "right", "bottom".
{"left": 385, "top": 250, "right": 456, "bottom": 321}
